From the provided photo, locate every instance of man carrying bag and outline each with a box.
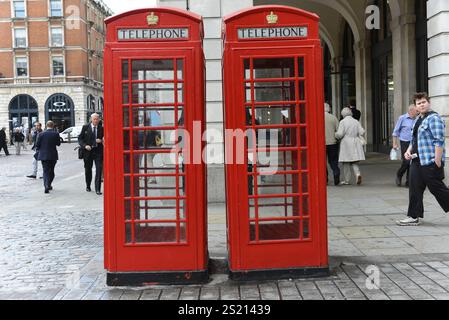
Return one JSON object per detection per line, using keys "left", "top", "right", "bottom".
{"left": 78, "top": 113, "right": 104, "bottom": 195}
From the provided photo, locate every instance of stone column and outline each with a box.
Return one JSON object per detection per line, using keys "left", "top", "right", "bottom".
{"left": 156, "top": 0, "right": 187, "bottom": 9}
{"left": 330, "top": 57, "right": 342, "bottom": 117}
{"left": 427, "top": 0, "right": 449, "bottom": 177}
{"left": 157, "top": 0, "right": 254, "bottom": 202}
{"left": 354, "top": 40, "right": 373, "bottom": 149}
{"left": 391, "top": 10, "right": 417, "bottom": 125}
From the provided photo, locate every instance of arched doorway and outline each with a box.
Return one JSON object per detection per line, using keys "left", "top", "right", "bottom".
{"left": 45, "top": 93, "right": 75, "bottom": 132}
{"left": 98, "top": 97, "right": 104, "bottom": 118}
{"left": 86, "top": 94, "right": 96, "bottom": 121}
{"left": 323, "top": 43, "right": 332, "bottom": 106}
{"left": 8, "top": 94, "right": 39, "bottom": 136}
{"left": 415, "top": 0, "right": 428, "bottom": 93}
{"left": 341, "top": 22, "right": 356, "bottom": 111}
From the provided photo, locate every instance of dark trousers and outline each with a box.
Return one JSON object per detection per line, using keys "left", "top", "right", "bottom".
{"left": 41, "top": 160, "right": 57, "bottom": 190}
{"left": 408, "top": 160, "right": 449, "bottom": 218}
{"left": 0, "top": 142, "right": 9, "bottom": 155}
{"left": 326, "top": 144, "right": 340, "bottom": 179}
{"left": 84, "top": 148, "right": 103, "bottom": 191}
{"left": 397, "top": 140, "right": 411, "bottom": 183}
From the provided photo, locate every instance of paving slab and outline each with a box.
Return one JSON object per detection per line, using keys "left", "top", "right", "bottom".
{"left": 402, "top": 236, "right": 449, "bottom": 254}
{"left": 340, "top": 226, "right": 395, "bottom": 239}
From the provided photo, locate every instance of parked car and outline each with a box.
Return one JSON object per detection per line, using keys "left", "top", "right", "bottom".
{"left": 59, "top": 126, "right": 83, "bottom": 143}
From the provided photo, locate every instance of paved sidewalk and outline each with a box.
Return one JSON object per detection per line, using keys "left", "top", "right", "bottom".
{"left": 1, "top": 146, "right": 449, "bottom": 300}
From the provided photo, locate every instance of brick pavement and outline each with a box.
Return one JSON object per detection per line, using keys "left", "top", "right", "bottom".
{"left": 1, "top": 146, "right": 449, "bottom": 300}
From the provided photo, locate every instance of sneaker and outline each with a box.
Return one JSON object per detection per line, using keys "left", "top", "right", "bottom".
{"left": 339, "top": 181, "right": 350, "bottom": 186}
{"left": 396, "top": 217, "right": 420, "bottom": 226}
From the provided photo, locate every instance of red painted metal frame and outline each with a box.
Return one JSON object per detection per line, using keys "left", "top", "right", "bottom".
{"left": 104, "top": 8, "right": 207, "bottom": 273}
{"left": 223, "top": 6, "right": 328, "bottom": 272}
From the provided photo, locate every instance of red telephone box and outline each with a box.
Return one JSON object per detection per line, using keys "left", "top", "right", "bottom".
{"left": 223, "top": 6, "right": 328, "bottom": 280}
{"left": 104, "top": 8, "right": 208, "bottom": 285}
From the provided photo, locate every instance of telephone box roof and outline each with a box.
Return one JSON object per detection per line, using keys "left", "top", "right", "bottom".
{"left": 105, "top": 7, "right": 203, "bottom": 25}
{"left": 223, "top": 5, "right": 319, "bottom": 23}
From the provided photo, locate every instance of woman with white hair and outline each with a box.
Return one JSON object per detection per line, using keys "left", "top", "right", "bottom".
{"left": 335, "top": 107, "right": 366, "bottom": 185}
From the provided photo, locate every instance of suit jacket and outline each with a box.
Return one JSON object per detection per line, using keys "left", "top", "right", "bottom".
{"left": 78, "top": 124, "right": 104, "bottom": 154}
{"left": 0, "top": 130, "right": 6, "bottom": 144}
{"left": 36, "top": 129, "right": 61, "bottom": 161}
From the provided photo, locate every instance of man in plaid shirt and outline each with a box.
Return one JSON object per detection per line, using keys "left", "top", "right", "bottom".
{"left": 397, "top": 93, "right": 449, "bottom": 226}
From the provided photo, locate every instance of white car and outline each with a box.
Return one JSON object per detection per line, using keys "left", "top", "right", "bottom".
{"left": 59, "top": 126, "right": 83, "bottom": 143}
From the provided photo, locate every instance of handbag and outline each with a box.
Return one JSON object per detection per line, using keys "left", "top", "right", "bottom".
{"left": 75, "top": 145, "right": 84, "bottom": 159}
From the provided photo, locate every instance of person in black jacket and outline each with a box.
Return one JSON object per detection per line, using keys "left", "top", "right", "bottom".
{"left": 12, "top": 128, "right": 25, "bottom": 155}
{"left": 78, "top": 113, "right": 104, "bottom": 195}
{"left": 36, "top": 121, "right": 61, "bottom": 193}
{"left": 0, "top": 127, "right": 10, "bottom": 156}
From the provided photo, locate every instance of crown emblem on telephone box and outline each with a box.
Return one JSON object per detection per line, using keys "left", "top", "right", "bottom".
{"left": 147, "top": 12, "right": 159, "bottom": 26}
{"left": 266, "top": 11, "right": 278, "bottom": 24}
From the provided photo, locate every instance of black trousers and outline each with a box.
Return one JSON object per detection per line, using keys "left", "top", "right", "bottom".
{"left": 84, "top": 148, "right": 103, "bottom": 191}
{"left": 397, "top": 140, "right": 411, "bottom": 183}
{"left": 326, "top": 144, "right": 340, "bottom": 179}
{"left": 41, "top": 160, "right": 57, "bottom": 190}
{"left": 408, "top": 160, "right": 449, "bottom": 218}
{"left": 0, "top": 142, "right": 9, "bottom": 155}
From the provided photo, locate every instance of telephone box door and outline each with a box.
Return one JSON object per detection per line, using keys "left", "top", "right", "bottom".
{"left": 229, "top": 47, "right": 327, "bottom": 272}
{"left": 111, "top": 49, "right": 201, "bottom": 272}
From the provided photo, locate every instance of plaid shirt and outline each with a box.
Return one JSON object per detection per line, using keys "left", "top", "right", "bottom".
{"left": 411, "top": 112, "right": 446, "bottom": 166}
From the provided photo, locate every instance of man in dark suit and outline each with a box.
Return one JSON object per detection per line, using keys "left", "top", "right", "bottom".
{"left": 36, "top": 121, "right": 61, "bottom": 194}
{"left": 78, "top": 113, "right": 104, "bottom": 195}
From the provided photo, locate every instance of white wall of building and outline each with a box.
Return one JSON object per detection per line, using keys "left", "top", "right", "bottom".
{"left": 427, "top": 0, "right": 449, "bottom": 178}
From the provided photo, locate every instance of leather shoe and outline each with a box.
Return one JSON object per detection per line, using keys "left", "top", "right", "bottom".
{"left": 27, "top": 175, "right": 36, "bottom": 179}
{"left": 86, "top": 187, "right": 91, "bottom": 192}
{"left": 396, "top": 176, "right": 402, "bottom": 187}
{"left": 334, "top": 175, "right": 340, "bottom": 186}
{"left": 96, "top": 190, "right": 102, "bottom": 195}
{"left": 44, "top": 189, "right": 49, "bottom": 194}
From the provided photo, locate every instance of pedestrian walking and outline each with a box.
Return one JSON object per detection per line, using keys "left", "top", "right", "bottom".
{"left": 27, "top": 122, "right": 43, "bottom": 179}
{"left": 12, "top": 128, "right": 25, "bottom": 155}
{"left": 19, "top": 126, "right": 27, "bottom": 151}
{"left": 36, "top": 121, "right": 61, "bottom": 194}
{"left": 78, "top": 113, "right": 104, "bottom": 195}
{"left": 0, "top": 127, "right": 10, "bottom": 156}
{"left": 392, "top": 104, "right": 419, "bottom": 187}
{"left": 397, "top": 92, "right": 449, "bottom": 226}
{"left": 335, "top": 107, "right": 366, "bottom": 185}
{"left": 324, "top": 103, "right": 341, "bottom": 186}
{"left": 349, "top": 104, "right": 361, "bottom": 121}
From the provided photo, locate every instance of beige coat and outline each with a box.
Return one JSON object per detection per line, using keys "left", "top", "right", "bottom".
{"left": 335, "top": 116, "right": 366, "bottom": 162}
{"left": 325, "top": 112, "right": 339, "bottom": 145}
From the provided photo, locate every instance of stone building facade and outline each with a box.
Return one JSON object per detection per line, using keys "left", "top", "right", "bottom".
{"left": 0, "top": 0, "right": 111, "bottom": 135}
{"left": 157, "top": 0, "right": 449, "bottom": 202}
